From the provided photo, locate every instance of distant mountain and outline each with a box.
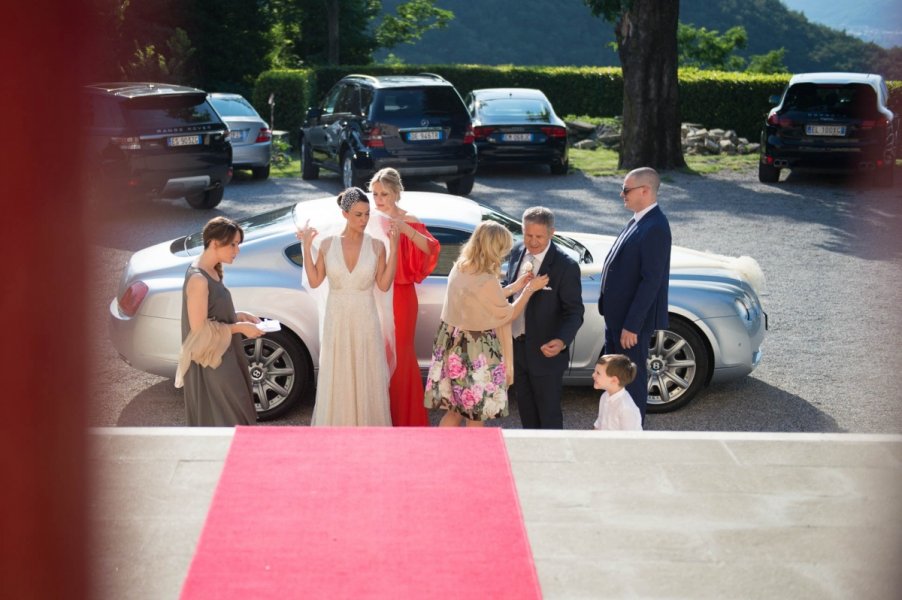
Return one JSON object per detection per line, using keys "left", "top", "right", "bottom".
{"left": 780, "top": 0, "right": 902, "bottom": 48}
{"left": 375, "top": 0, "right": 898, "bottom": 78}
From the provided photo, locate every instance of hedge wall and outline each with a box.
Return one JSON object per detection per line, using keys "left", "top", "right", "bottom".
{"left": 253, "top": 65, "right": 901, "bottom": 145}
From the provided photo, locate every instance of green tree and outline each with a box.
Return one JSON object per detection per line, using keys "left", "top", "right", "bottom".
{"left": 376, "top": 0, "right": 454, "bottom": 49}
{"left": 677, "top": 23, "right": 747, "bottom": 70}
{"left": 584, "top": 0, "right": 685, "bottom": 170}
{"left": 746, "top": 48, "right": 788, "bottom": 74}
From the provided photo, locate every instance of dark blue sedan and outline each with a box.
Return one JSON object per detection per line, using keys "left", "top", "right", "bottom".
{"left": 465, "top": 88, "right": 569, "bottom": 174}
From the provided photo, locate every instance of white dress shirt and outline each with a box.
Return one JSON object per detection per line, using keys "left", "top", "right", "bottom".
{"left": 511, "top": 244, "right": 550, "bottom": 338}
{"left": 593, "top": 388, "right": 642, "bottom": 431}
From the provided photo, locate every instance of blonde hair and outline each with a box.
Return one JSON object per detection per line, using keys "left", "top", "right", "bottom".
{"left": 368, "top": 167, "right": 403, "bottom": 200}
{"left": 456, "top": 221, "right": 512, "bottom": 277}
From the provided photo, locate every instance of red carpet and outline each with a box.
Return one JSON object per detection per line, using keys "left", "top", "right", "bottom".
{"left": 180, "top": 427, "right": 541, "bottom": 599}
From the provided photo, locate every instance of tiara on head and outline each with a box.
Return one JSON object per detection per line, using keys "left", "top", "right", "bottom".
{"left": 339, "top": 187, "right": 368, "bottom": 212}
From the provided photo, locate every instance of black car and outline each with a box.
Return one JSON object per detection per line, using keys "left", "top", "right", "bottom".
{"left": 465, "top": 88, "right": 569, "bottom": 175}
{"left": 81, "top": 82, "right": 232, "bottom": 209}
{"left": 759, "top": 72, "right": 898, "bottom": 187}
{"left": 299, "top": 73, "right": 477, "bottom": 195}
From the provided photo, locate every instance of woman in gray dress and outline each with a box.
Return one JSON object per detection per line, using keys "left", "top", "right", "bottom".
{"left": 181, "top": 216, "right": 263, "bottom": 426}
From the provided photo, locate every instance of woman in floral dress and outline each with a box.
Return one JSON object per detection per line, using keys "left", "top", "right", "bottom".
{"left": 425, "top": 221, "right": 549, "bottom": 426}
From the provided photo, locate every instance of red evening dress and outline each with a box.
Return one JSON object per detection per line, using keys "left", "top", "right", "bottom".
{"left": 391, "top": 222, "right": 440, "bottom": 426}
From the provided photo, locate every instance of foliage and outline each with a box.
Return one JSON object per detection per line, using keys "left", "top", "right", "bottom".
{"left": 375, "top": 0, "right": 453, "bottom": 49}
{"left": 678, "top": 23, "right": 747, "bottom": 71}
{"left": 746, "top": 49, "right": 789, "bottom": 74}
{"left": 252, "top": 69, "right": 316, "bottom": 146}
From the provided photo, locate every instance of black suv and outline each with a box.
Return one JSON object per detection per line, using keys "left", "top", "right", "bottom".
{"left": 299, "top": 74, "right": 477, "bottom": 195}
{"left": 759, "top": 72, "right": 898, "bottom": 187}
{"left": 81, "top": 82, "right": 232, "bottom": 209}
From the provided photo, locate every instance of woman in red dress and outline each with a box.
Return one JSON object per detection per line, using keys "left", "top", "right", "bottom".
{"left": 368, "top": 168, "right": 440, "bottom": 426}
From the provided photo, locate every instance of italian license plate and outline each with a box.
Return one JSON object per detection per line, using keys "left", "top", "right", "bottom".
{"left": 229, "top": 130, "right": 246, "bottom": 142}
{"left": 805, "top": 125, "right": 846, "bottom": 137}
{"left": 168, "top": 135, "right": 202, "bottom": 147}
{"left": 407, "top": 130, "right": 442, "bottom": 141}
{"left": 502, "top": 133, "right": 533, "bottom": 142}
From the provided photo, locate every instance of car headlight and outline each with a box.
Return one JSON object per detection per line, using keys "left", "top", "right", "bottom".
{"left": 734, "top": 295, "right": 756, "bottom": 323}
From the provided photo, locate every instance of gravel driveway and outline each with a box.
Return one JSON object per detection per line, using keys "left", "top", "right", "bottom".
{"left": 88, "top": 165, "right": 902, "bottom": 433}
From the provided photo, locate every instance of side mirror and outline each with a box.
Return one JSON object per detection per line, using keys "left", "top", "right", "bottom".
{"left": 768, "top": 95, "right": 782, "bottom": 106}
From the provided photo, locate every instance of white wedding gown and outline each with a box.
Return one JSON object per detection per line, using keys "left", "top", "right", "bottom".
{"left": 311, "top": 234, "right": 392, "bottom": 426}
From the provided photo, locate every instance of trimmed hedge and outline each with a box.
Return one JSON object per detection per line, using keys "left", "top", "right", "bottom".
{"left": 254, "top": 65, "right": 901, "bottom": 144}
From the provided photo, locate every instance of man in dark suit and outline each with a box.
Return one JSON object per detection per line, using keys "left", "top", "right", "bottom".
{"left": 597, "top": 167, "right": 672, "bottom": 419}
{"left": 505, "top": 207, "right": 584, "bottom": 429}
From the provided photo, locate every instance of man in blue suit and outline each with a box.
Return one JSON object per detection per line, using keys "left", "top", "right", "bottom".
{"left": 597, "top": 167, "right": 671, "bottom": 419}
{"left": 505, "top": 207, "right": 584, "bottom": 429}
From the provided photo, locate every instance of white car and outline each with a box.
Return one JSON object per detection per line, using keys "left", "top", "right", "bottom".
{"left": 109, "top": 192, "right": 768, "bottom": 420}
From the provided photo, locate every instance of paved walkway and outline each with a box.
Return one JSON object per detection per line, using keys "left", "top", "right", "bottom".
{"left": 90, "top": 428, "right": 902, "bottom": 599}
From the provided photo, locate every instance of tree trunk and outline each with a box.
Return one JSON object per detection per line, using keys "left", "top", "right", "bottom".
{"left": 615, "top": 0, "right": 685, "bottom": 170}
{"left": 326, "top": 0, "right": 340, "bottom": 65}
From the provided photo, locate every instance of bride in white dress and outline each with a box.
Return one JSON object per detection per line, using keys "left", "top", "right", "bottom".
{"left": 299, "top": 187, "right": 399, "bottom": 426}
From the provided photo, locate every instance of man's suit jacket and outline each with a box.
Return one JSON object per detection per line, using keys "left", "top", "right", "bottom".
{"left": 504, "top": 242, "right": 584, "bottom": 375}
{"left": 597, "top": 205, "right": 671, "bottom": 334}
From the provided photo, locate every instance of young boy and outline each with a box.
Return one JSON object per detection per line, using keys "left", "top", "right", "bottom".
{"left": 592, "top": 354, "right": 642, "bottom": 431}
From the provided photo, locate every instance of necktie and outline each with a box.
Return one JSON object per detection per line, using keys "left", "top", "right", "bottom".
{"left": 601, "top": 218, "right": 636, "bottom": 292}
{"left": 511, "top": 254, "right": 536, "bottom": 338}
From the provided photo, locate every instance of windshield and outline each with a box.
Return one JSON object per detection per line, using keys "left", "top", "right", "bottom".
{"left": 176, "top": 204, "right": 296, "bottom": 254}
{"left": 480, "top": 206, "right": 591, "bottom": 264}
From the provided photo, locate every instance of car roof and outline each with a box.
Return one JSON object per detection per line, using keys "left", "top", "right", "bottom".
{"left": 787, "top": 72, "right": 884, "bottom": 87}
{"left": 84, "top": 82, "right": 207, "bottom": 98}
{"left": 293, "top": 191, "right": 483, "bottom": 231}
{"left": 341, "top": 73, "right": 454, "bottom": 89}
{"left": 470, "top": 88, "right": 549, "bottom": 101}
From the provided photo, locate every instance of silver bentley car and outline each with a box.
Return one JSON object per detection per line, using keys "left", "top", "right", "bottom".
{"left": 109, "top": 192, "right": 768, "bottom": 420}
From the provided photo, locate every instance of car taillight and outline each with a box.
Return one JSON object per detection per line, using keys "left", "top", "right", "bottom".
{"left": 474, "top": 126, "right": 495, "bottom": 140}
{"left": 767, "top": 113, "right": 793, "bottom": 127}
{"left": 255, "top": 128, "right": 272, "bottom": 143}
{"left": 541, "top": 126, "right": 567, "bottom": 139}
{"left": 463, "top": 124, "right": 475, "bottom": 144}
{"left": 363, "top": 127, "right": 384, "bottom": 148}
{"left": 860, "top": 117, "right": 889, "bottom": 130}
{"left": 112, "top": 136, "right": 141, "bottom": 150}
{"left": 118, "top": 281, "right": 149, "bottom": 317}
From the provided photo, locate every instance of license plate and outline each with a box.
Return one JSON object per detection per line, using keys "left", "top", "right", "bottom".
{"left": 407, "top": 130, "right": 442, "bottom": 141}
{"left": 805, "top": 125, "right": 846, "bottom": 137}
{"left": 167, "top": 135, "right": 202, "bottom": 147}
{"left": 502, "top": 133, "right": 533, "bottom": 142}
{"left": 229, "top": 130, "right": 246, "bottom": 142}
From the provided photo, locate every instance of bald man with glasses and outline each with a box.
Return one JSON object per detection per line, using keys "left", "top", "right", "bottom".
{"left": 597, "top": 167, "right": 671, "bottom": 420}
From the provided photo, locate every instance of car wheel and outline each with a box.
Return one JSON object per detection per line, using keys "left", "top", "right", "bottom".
{"left": 186, "top": 187, "right": 224, "bottom": 209}
{"left": 241, "top": 330, "right": 313, "bottom": 421}
{"left": 446, "top": 174, "right": 475, "bottom": 195}
{"left": 550, "top": 159, "right": 568, "bottom": 175}
{"left": 645, "top": 317, "right": 710, "bottom": 413}
{"left": 252, "top": 165, "right": 270, "bottom": 180}
{"left": 758, "top": 161, "right": 780, "bottom": 183}
{"left": 301, "top": 139, "right": 319, "bottom": 180}
{"left": 342, "top": 153, "right": 365, "bottom": 189}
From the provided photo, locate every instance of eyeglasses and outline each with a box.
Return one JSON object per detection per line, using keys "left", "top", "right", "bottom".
{"left": 621, "top": 184, "right": 647, "bottom": 195}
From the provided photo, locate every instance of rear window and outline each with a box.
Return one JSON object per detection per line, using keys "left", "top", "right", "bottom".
{"left": 372, "top": 87, "right": 466, "bottom": 120}
{"left": 477, "top": 98, "right": 552, "bottom": 122}
{"left": 123, "top": 95, "right": 222, "bottom": 130}
{"left": 783, "top": 83, "right": 879, "bottom": 118}
{"left": 210, "top": 96, "right": 259, "bottom": 118}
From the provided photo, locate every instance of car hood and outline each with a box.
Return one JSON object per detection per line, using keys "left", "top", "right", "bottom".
{"left": 561, "top": 231, "right": 767, "bottom": 296}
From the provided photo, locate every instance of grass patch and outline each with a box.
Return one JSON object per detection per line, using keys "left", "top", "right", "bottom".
{"left": 270, "top": 150, "right": 301, "bottom": 178}
{"left": 569, "top": 146, "right": 758, "bottom": 177}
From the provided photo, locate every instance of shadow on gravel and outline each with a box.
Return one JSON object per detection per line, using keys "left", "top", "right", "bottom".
{"left": 647, "top": 377, "right": 844, "bottom": 433}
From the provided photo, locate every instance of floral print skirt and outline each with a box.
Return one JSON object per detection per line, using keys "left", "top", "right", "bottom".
{"left": 424, "top": 321, "right": 509, "bottom": 421}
